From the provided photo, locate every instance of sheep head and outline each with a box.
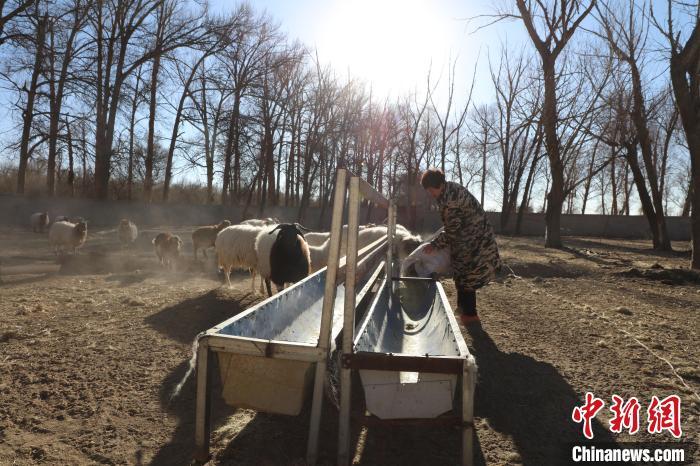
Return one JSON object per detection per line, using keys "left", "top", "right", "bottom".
{"left": 268, "top": 223, "right": 308, "bottom": 248}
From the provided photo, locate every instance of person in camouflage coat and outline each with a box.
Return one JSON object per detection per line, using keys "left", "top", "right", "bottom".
{"left": 421, "top": 169, "right": 501, "bottom": 324}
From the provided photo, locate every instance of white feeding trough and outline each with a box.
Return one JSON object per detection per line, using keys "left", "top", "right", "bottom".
{"left": 205, "top": 264, "right": 379, "bottom": 416}
{"left": 353, "top": 278, "right": 469, "bottom": 419}
{"left": 194, "top": 169, "right": 476, "bottom": 466}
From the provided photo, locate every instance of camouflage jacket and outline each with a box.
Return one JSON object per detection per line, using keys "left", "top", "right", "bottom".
{"left": 430, "top": 181, "right": 501, "bottom": 290}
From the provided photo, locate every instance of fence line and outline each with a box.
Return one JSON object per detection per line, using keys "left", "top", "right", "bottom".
{"left": 0, "top": 195, "right": 691, "bottom": 240}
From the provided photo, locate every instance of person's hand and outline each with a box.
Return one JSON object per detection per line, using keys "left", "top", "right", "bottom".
{"left": 424, "top": 244, "right": 434, "bottom": 254}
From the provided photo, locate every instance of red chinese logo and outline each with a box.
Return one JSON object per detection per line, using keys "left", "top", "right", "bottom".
{"left": 573, "top": 393, "right": 683, "bottom": 439}
{"left": 609, "top": 395, "right": 640, "bottom": 434}
{"left": 647, "top": 395, "right": 682, "bottom": 438}
{"left": 572, "top": 392, "right": 605, "bottom": 439}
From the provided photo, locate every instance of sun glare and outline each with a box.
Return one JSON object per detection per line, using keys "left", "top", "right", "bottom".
{"left": 316, "top": 0, "right": 450, "bottom": 97}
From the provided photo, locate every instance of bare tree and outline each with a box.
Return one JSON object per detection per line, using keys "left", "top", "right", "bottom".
{"left": 0, "top": 0, "right": 34, "bottom": 47}
{"left": 497, "top": 0, "right": 597, "bottom": 247}
{"left": 488, "top": 45, "right": 543, "bottom": 231}
{"left": 429, "top": 55, "right": 473, "bottom": 175}
{"left": 16, "top": 7, "right": 45, "bottom": 194}
{"left": 161, "top": 17, "right": 233, "bottom": 201}
{"left": 596, "top": 0, "right": 672, "bottom": 250}
{"left": 652, "top": 0, "right": 700, "bottom": 268}
{"left": 44, "top": 0, "right": 90, "bottom": 196}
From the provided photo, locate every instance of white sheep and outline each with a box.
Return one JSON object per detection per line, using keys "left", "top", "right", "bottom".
{"left": 356, "top": 225, "right": 422, "bottom": 262}
{"left": 48, "top": 221, "right": 87, "bottom": 255}
{"left": 240, "top": 217, "right": 279, "bottom": 227}
{"left": 306, "top": 225, "right": 422, "bottom": 273}
{"left": 215, "top": 224, "right": 264, "bottom": 288}
{"left": 118, "top": 219, "right": 138, "bottom": 247}
{"left": 401, "top": 243, "right": 452, "bottom": 278}
{"left": 303, "top": 224, "right": 374, "bottom": 248}
{"left": 30, "top": 212, "right": 49, "bottom": 233}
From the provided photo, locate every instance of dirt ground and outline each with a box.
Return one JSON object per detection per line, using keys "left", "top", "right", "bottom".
{"left": 0, "top": 225, "right": 698, "bottom": 465}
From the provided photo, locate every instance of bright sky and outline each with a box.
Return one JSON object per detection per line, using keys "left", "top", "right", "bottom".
{"left": 210, "top": 0, "right": 526, "bottom": 105}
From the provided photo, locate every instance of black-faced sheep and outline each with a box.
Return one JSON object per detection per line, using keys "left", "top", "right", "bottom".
{"left": 48, "top": 221, "right": 87, "bottom": 254}
{"left": 192, "top": 220, "right": 231, "bottom": 260}
{"left": 255, "top": 223, "right": 311, "bottom": 297}
{"left": 31, "top": 212, "right": 49, "bottom": 233}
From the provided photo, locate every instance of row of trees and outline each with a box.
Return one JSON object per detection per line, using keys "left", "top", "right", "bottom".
{"left": 488, "top": 0, "right": 698, "bottom": 267}
{"left": 0, "top": 0, "right": 698, "bottom": 267}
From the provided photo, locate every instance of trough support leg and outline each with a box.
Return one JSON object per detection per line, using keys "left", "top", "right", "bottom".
{"left": 194, "top": 338, "right": 212, "bottom": 463}
{"left": 462, "top": 355, "right": 477, "bottom": 466}
{"left": 338, "top": 177, "right": 361, "bottom": 466}
{"left": 307, "top": 169, "right": 348, "bottom": 466}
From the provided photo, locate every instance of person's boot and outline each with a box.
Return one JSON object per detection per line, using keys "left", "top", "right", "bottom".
{"left": 457, "top": 290, "right": 480, "bottom": 325}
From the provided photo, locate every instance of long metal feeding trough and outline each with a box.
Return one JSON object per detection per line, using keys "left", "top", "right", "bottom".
{"left": 353, "top": 278, "right": 471, "bottom": 420}
{"left": 194, "top": 169, "right": 476, "bottom": 466}
{"left": 206, "top": 264, "right": 379, "bottom": 416}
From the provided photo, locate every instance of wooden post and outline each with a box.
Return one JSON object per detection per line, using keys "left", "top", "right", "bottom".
{"left": 194, "top": 337, "right": 212, "bottom": 463}
{"left": 462, "top": 355, "right": 477, "bottom": 466}
{"left": 306, "top": 169, "right": 347, "bottom": 465}
{"left": 338, "top": 177, "right": 361, "bottom": 465}
{"left": 386, "top": 201, "right": 396, "bottom": 296}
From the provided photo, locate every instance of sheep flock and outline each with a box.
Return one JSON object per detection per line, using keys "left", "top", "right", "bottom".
{"left": 28, "top": 211, "right": 431, "bottom": 297}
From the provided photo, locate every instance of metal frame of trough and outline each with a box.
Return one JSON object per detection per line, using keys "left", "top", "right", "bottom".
{"left": 335, "top": 173, "right": 477, "bottom": 466}
{"left": 193, "top": 168, "right": 387, "bottom": 463}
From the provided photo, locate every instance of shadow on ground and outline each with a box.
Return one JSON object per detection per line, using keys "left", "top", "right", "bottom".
{"left": 465, "top": 324, "right": 617, "bottom": 466}
{"left": 147, "top": 288, "right": 262, "bottom": 466}
{"left": 145, "top": 288, "right": 259, "bottom": 344}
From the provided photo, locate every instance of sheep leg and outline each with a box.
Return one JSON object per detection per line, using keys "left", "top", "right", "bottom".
{"left": 250, "top": 269, "right": 256, "bottom": 292}
{"left": 224, "top": 265, "right": 232, "bottom": 288}
{"left": 202, "top": 248, "right": 208, "bottom": 259}
{"left": 264, "top": 278, "right": 272, "bottom": 297}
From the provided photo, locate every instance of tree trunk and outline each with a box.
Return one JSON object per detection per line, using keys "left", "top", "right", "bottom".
{"left": 682, "top": 182, "right": 692, "bottom": 218}
{"left": 542, "top": 58, "right": 564, "bottom": 248}
{"left": 668, "top": 35, "right": 700, "bottom": 268}
{"left": 17, "top": 15, "right": 46, "bottom": 194}
{"left": 127, "top": 69, "right": 142, "bottom": 201}
{"left": 516, "top": 154, "right": 539, "bottom": 235}
{"left": 625, "top": 143, "right": 660, "bottom": 248}
{"left": 66, "top": 119, "right": 75, "bottom": 197}
{"left": 480, "top": 136, "right": 487, "bottom": 206}
{"left": 144, "top": 51, "right": 161, "bottom": 203}
{"left": 630, "top": 64, "right": 672, "bottom": 250}
{"left": 610, "top": 155, "right": 618, "bottom": 215}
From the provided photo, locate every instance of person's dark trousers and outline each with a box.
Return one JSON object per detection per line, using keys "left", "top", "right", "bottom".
{"left": 457, "top": 289, "right": 477, "bottom": 316}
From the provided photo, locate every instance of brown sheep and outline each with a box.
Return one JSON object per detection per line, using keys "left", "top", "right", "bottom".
{"left": 153, "top": 233, "right": 183, "bottom": 269}
{"left": 192, "top": 220, "right": 231, "bottom": 260}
